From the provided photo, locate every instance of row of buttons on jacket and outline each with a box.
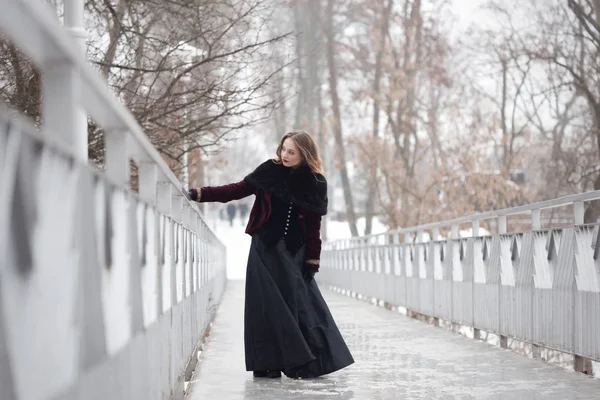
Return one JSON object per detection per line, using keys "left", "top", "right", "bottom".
{"left": 285, "top": 201, "right": 292, "bottom": 235}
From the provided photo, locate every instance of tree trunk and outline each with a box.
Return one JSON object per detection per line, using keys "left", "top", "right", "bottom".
{"left": 325, "top": 0, "right": 359, "bottom": 237}
{"left": 294, "top": 3, "right": 307, "bottom": 128}
{"left": 305, "top": 2, "right": 320, "bottom": 133}
{"left": 310, "top": 1, "right": 327, "bottom": 239}
{"left": 101, "top": 0, "right": 127, "bottom": 78}
{"left": 273, "top": 48, "right": 288, "bottom": 143}
{"left": 593, "top": 0, "right": 600, "bottom": 25}
{"left": 365, "top": 0, "right": 394, "bottom": 235}
{"left": 500, "top": 56, "right": 511, "bottom": 174}
{"left": 584, "top": 105, "right": 600, "bottom": 224}
{"left": 317, "top": 59, "right": 329, "bottom": 241}
{"left": 393, "top": 0, "right": 422, "bottom": 228}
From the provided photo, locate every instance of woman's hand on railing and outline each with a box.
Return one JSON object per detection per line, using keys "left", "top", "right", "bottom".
{"left": 186, "top": 188, "right": 200, "bottom": 202}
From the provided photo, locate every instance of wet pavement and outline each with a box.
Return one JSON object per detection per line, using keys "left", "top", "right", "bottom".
{"left": 187, "top": 280, "right": 600, "bottom": 399}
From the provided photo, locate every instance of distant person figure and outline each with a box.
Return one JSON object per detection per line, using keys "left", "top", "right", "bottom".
{"left": 238, "top": 202, "right": 249, "bottom": 220}
{"left": 186, "top": 131, "right": 354, "bottom": 380}
{"left": 226, "top": 203, "right": 236, "bottom": 226}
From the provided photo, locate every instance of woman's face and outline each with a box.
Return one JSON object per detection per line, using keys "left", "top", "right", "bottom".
{"left": 281, "top": 138, "right": 302, "bottom": 168}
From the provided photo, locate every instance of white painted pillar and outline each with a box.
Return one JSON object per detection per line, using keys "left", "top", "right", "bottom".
{"left": 64, "top": 0, "right": 88, "bottom": 161}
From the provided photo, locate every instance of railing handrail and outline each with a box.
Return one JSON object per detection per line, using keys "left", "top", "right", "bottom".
{"left": 331, "top": 190, "right": 600, "bottom": 244}
{"left": 0, "top": 0, "right": 201, "bottom": 220}
{"left": 395, "top": 189, "right": 599, "bottom": 231}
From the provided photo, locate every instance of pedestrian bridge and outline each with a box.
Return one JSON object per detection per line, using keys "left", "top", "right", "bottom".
{"left": 2, "top": 1, "right": 600, "bottom": 399}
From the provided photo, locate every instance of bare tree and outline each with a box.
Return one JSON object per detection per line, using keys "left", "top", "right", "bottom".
{"left": 485, "top": 0, "right": 600, "bottom": 223}
{"left": 325, "top": 0, "right": 359, "bottom": 236}
{"left": 1, "top": 0, "right": 294, "bottom": 178}
{"left": 0, "top": 41, "right": 41, "bottom": 122}
{"left": 362, "top": 0, "right": 394, "bottom": 235}
{"left": 463, "top": 14, "right": 533, "bottom": 178}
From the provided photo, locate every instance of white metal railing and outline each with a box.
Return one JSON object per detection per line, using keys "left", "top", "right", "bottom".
{"left": 321, "top": 191, "right": 600, "bottom": 374}
{"left": 0, "top": 1, "right": 226, "bottom": 400}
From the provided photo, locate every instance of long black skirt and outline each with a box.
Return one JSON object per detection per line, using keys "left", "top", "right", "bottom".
{"left": 244, "top": 234, "right": 354, "bottom": 378}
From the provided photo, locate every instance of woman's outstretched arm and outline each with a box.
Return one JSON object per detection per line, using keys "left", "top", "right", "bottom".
{"left": 189, "top": 180, "right": 255, "bottom": 203}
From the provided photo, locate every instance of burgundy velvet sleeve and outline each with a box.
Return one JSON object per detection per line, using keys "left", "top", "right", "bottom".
{"left": 303, "top": 211, "right": 322, "bottom": 268}
{"left": 199, "top": 180, "right": 255, "bottom": 203}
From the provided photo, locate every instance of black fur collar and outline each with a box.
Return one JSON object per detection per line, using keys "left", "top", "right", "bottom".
{"left": 244, "top": 159, "right": 328, "bottom": 215}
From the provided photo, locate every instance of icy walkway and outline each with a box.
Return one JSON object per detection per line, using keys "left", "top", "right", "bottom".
{"left": 187, "top": 280, "right": 600, "bottom": 399}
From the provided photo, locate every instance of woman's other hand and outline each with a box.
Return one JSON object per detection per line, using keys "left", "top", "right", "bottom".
{"left": 302, "top": 267, "right": 318, "bottom": 282}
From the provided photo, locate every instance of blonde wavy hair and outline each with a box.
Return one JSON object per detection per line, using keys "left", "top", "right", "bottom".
{"left": 273, "top": 131, "right": 324, "bottom": 175}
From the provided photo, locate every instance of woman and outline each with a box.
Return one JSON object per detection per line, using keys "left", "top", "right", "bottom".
{"left": 187, "top": 131, "right": 354, "bottom": 379}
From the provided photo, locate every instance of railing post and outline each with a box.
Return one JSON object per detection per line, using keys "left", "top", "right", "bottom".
{"left": 573, "top": 201, "right": 584, "bottom": 225}
{"left": 139, "top": 161, "right": 161, "bottom": 316}
{"left": 182, "top": 201, "right": 192, "bottom": 229}
{"left": 139, "top": 162, "right": 158, "bottom": 205}
{"left": 531, "top": 209, "right": 541, "bottom": 231}
{"left": 497, "top": 215, "right": 509, "bottom": 349}
{"left": 402, "top": 232, "right": 412, "bottom": 316}
{"left": 105, "top": 130, "right": 129, "bottom": 187}
{"left": 530, "top": 208, "right": 543, "bottom": 357}
{"left": 183, "top": 202, "right": 193, "bottom": 298}
{"left": 450, "top": 224, "right": 459, "bottom": 333}
{"left": 498, "top": 215, "right": 507, "bottom": 234}
{"left": 42, "top": 61, "right": 84, "bottom": 159}
{"left": 171, "top": 190, "right": 184, "bottom": 223}
{"left": 156, "top": 181, "right": 171, "bottom": 215}
{"left": 432, "top": 227, "right": 440, "bottom": 327}
{"left": 64, "top": 0, "right": 88, "bottom": 161}
{"left": 451, "top": 224, "right": 459, "bottom": 240}
{"left": 432, "top": 227, "right": 440, "bottom": 241}
{"left": 574, "top": 199, "right": 593, "bottom": 374}
{"left": 471, "top": 219, "right": 480, "bottom": 237}
{"left": 471, "top": 219, "right": 481, "bottom": 340}
{"left": 157, "top": 181, "right": 173, "bottom": 309}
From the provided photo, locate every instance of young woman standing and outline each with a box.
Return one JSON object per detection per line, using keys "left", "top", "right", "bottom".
{"left": 187, "top": 131, "right": 354, "bottom": 379}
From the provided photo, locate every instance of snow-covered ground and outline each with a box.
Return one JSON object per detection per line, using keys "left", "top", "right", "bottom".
{"left": 210, "top": 216, "right": 252, "bottom": 280}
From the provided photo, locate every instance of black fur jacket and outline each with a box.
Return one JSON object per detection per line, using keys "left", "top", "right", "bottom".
{"left": 244, "top": 160, "right": 328, "bottom": 216}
